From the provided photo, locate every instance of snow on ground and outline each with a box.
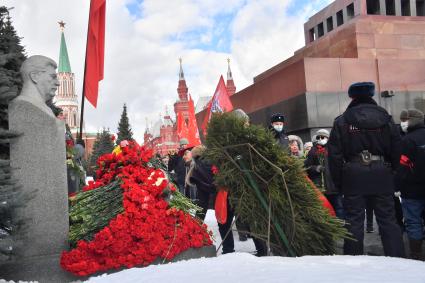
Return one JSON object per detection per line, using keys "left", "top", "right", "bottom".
{"left": 86, "top": 210, "right": 425, "bottom": 283}
{"left": 86, "top": 253, "right": 425, "bottom": 283}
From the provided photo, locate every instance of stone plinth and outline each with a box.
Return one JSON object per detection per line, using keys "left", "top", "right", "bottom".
{"left": 0, "top": 97, "right": 71, "bottom": 282}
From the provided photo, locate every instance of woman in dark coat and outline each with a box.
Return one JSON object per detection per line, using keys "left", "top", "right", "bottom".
{"left": 186, "top": 146, "right": 216, "bottom": 220}
{"left": 305, "top": 129, "right": 345, "bottom": 219}
{"left": 186, "top": 145, "right": 236, "bottom": 254}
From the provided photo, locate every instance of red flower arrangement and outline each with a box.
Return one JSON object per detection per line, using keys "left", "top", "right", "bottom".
{"left": 315, "top": 145, "right": 328, "bottom": 192}
{"left": 61, "top": 142, "right": 213, "bottom": 276}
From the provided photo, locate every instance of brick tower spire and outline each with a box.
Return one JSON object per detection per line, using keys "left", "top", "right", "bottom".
{"left": 55, "top": 21, "right": 79, "bottom": 131}
{"left": 177, "top": 58, "right": 188, "bottom": 101}
{"left": 174, "top": 58, "right": 190, "bottom": 123}
{"left": 226, "top": 58, "right": 236, "bottom": 96}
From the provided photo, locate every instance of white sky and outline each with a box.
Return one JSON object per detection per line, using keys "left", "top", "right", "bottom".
{"left": 4, "top": 0, "right": 331, "bottom": 142}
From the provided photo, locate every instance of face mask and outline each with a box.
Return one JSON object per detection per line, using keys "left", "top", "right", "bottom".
{"left": 400, "top": 121, "right": 409, "bottom": 133}
{"left": 317, "top": 138, "right": 328, "bottom": 146}
{"left": 273, "top": 125, "right": 283, "bottom": 132}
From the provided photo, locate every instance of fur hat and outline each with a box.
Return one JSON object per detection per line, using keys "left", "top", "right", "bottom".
{"left": 407, "top": 108, "right": 425, "bottom": 129}
{"left": 232, "top": 109, "right": 250, "bottom": 123}
{"left": 348, "top": 82, "right": 375, "bottom": 98}
{"left": 304, "top": 142, "right": 313, "bottom": 148}
{"left": 271, "top": 113, "right": 285, "bottom": 123}
{"left": 400, "top": 109, "right": 408, "bottom": 121}
{"left": 191, "top": 145, "right": 206, "bottom": 158}
{"left": 179, "top": 138, "right": 189, "bottom": 146}
{"left": 315, "top": 129, "right": 330, "bottom": 138}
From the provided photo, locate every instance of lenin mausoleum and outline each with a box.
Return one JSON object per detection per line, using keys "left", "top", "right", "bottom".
{"left": 196, "top": 0, "right": 425, "bottom": 142}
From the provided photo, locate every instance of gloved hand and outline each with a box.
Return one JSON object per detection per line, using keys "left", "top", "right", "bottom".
{"left": 394, "top": 191, "right": 401, "bottom": 198}
{"left": 315, "top": 165, "right": 324, "bottom": 173}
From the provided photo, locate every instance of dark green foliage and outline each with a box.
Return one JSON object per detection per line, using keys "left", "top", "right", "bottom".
{"left": 0, "top": 6, "right": 26, "bottom": 144}
{"left": 116, "top": 104, "right": 133, "bottom": 145}
{"left": 204, "top": 112, "right": 349, "bottom": 256}
{"left": 88, "top": 128, "right": 114, "bottom": 176}
{"left": 0, "top": 6, "right": 27, "bottom": 260}
{"left": 69, "top": 180, "right": 124, "bottom": 247}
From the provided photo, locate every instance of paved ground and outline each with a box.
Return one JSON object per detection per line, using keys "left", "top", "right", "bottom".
{"left": 357, "top": 216, "right": 410, "bottom": 257}
{"left": 206, "top": 210, "right": 411, "bottom": 257}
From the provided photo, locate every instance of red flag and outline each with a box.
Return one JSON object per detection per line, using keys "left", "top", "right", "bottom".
{"left": 176, "top": 111, "right": 189, "bottom": 140}
{"left": 84, "top": 0, "right": 106, "bottom": 108}
{"left": 201, "top": 75, "right": 233, "bottom": 135}
{"left": 187, "top": 95, "right": 201, "bottom": 146}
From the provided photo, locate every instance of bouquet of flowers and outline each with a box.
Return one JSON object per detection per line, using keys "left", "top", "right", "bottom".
{"left": 61, "top": 142, "right": 212, "bottom": 276}
{"left": 316, "top": 145, "right": 327, "bottom": 192}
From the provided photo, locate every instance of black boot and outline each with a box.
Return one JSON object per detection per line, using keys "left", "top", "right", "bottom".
{"left": 239, "top": 234, "right": 248, "bottom": 242}
{"left": 366, "top": 223, "right": 374, "bottom": 233}
{"left": 409, "top": 238, "right": 423, "bottom": 260}
{"left": 253, "top": 237, "right": 268, "bottom": 257}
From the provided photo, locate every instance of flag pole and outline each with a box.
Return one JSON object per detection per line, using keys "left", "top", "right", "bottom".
{"left": 78, "top": 0, "right": 93, "bottom": 142}
{"left": 78, "top": 73, "right": 86, "bottom": 141}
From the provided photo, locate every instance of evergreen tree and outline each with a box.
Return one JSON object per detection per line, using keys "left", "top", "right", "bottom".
{"left": 0, "top": 6, "right": 27, "bottom": 259}
{"left": 0, "top": 6, "right": 26, "bottom": 132}
{"left": 116, "top": 104, "right": 133, "bottom": 145}
{"left": 88, "top": 128, "right": 114, "bottom": 177}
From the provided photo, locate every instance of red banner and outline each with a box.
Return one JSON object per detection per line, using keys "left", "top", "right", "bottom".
{"left": 84, "top": 0, "right": 106, "bottom": 108}
{"left": 187, "top": 95, "right": 201, "bottom": 146}
{"left": 176, "top": 111, "right": 189, "bottom": 141}
{"left": 201, "top": 75, "right": 233, "bottom": 135}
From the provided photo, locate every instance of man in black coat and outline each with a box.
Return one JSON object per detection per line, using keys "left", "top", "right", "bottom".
{"left": 328, "top": 82, "right": 404, "bottom": 257}
{"left": 168, "top": 138, "right": 189, "bottom": 194}
{"left": 269, "top": 113, "right": 289, "bottom": 148}
{"left": 395, "top": 109, "right": 425, "bottom": 260}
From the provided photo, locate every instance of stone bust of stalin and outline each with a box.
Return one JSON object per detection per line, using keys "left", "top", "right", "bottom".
{"left": 16, "top": 55, "right": 60, "bottom": 117}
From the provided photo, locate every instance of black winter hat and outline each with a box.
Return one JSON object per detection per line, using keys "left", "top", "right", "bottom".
{"left": 271, "top": 113, "right": 285, "bottom": 123}
{"left": 407, "top": 108, "right": 425, "bottom": 129}
{"left": 348, "top": 82, "right": 375, "bottom": 98}
{"left": 232, "top": 109, "right": 250, "bottom": 123}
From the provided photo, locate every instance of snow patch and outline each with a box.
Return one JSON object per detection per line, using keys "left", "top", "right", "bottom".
{"left": 86, "top": 210, "right": 425, "bottom": 283}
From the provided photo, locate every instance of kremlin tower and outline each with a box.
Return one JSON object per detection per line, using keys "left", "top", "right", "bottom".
{"left": 173, "top": 58, "right": 190, "bottom": 123}
{"left": 143, "top": 58, "right": 236, "bottom": 155}
{"left": 54, "top": 21, "right": 79, "bottom": 132}
{"left": 54, "top": 21, "right": 96, "bottom": 158}
{"left": 226, "top": 58, "right": 236, "bottom": 96}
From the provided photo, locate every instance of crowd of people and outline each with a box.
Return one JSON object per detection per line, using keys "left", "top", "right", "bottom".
{"left": 166, "top": 82, "right": 425, "bottom": 260}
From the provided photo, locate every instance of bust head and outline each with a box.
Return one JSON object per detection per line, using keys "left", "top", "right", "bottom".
{"left": 20, "top": 55, "right": 59, "bottom": 103}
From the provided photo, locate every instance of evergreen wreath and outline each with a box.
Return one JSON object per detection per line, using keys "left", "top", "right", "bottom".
{"left": 204, "top": 112, "right": 349, "bottom": 256}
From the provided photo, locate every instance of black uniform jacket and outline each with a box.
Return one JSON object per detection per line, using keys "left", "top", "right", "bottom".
{"left": 269, "top": 126, "right": 289, "bottom": 148}
{"left": 328, "top": 98, "right": 401, "bottom": 195}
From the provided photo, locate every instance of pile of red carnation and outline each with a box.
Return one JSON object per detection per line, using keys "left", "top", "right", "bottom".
{"left": 61, "top": 143, "right": 213, "bottom": 276}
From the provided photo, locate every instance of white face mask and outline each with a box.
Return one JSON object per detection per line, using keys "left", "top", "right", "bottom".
{"left": 317, "top": 138, "right": 328, "bottom": 146}
{"left": 400, "top": 121, "right": 409, "bottom": 133}
{"left": 273, "top": 125, "right": 284, "bottom": 132}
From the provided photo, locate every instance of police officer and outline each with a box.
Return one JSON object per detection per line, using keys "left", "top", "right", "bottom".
{"left": 269, "top": 113, "right": 289, "bottom": 148}
{"left": 328, "top": 82, "right": 405, "bottom": 257}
